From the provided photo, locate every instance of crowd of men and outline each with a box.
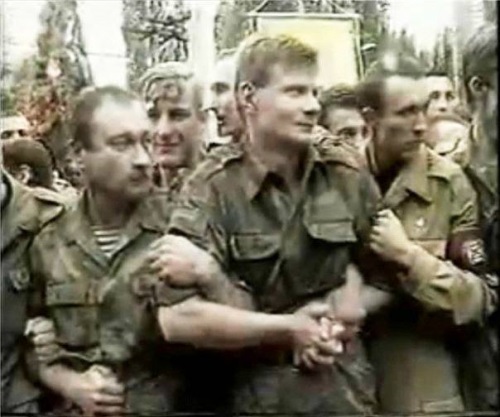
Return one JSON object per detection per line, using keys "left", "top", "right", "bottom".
{"left": 1, "top": 23, "right": 498, "bottom": 416}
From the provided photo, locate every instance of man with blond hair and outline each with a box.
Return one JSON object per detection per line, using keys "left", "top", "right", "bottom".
{"left": 164, "top": 33, "right": 381, "bottom": 414}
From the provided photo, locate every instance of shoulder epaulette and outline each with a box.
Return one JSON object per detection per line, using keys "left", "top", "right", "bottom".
{"left": 31, "top": 187, "right": 67, "bottom": 226}
{"left": 32, "top": 186, "right": 67, "bottom": 205}
{"left": 314, "top": 139, "right": 363, "bottom": 170}
{"left": 191, "top": 143, "right": 244, "bottom": 181}
{"left": 426, "top": 148, "right": 460, "bottom": 182}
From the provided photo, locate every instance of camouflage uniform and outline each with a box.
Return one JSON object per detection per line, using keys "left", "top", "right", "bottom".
{"left": 29, "top": 192, "right": 198, "bottom": 415}
{"left": 363, "top": 143, "right": 497, "bottom": 413}
{"left": 169, "top": 141, "right": 380, "bottom": 414}
{"left": 1, "top": 172, "right": 66, "bottom": 414}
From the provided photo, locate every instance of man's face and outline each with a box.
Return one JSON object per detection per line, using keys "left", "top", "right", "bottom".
{"left": 62, "top": 148, "right": 85, "bottom": 188}
{"left": 0, "top": 116, "right": 31, "bottom": 140}
{"left": 250, "top": 63, "right": 320, "bottom": 149}
{"left": 374, "top": 76, "right": 427, "bottom": 164}
{"left": 479, "top": 68, "right": 498, "bottom": 145}
{"left": 210, "top": 58, "right": 242, "bottom": 138}
{"left": 323, "top": 107, "right": 369, "bottom": 151}
{"left": 423, "top": 76, "right": 459, "bottom": 119}
{"left": 82, "top": 99, "right": 153, "bottom": 202}
{"left": 148, "top": 81, "right": 204, "bottom": 169}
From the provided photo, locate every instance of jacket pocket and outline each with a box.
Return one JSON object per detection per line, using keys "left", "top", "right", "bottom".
{"left": 304, "top": 220, "right": 357, "bottom": 243}
{"left": 46, "top": 282, "right": 100, "bottom": 347}
{"left": 230, "top": 233, "right": 280, "bottom": 260}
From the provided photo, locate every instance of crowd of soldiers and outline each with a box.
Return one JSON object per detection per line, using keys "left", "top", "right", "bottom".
{"left": 1, "top": 22, "right": 498, "bottom": 416}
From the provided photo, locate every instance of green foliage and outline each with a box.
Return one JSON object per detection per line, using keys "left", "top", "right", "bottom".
{"left": 9, "top": 0, "right": 91, "bottom": 162}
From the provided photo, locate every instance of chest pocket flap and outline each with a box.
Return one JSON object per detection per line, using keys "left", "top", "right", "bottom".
{"left": 230, "top": 233, "right": 280, "bottom": 260}
{"left": 305, "top": 220, "right": 357, "bottom": 243}
{"left": 46, "top": 282, "right": 100, "bottom": 306}
{"left": 303, "top": 185, "right": 357, "bottom": 243}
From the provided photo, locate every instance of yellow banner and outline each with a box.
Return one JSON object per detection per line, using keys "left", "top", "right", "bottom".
{"left": 254, "top": 14, "right": 361, "bottom": 88}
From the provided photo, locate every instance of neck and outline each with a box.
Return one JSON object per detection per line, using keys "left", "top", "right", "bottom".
{"left": 373, "top": 143, "right": 397, "bottom": 176}
{"left": 87, "top": 187, "right": 135, "bottom": 228}
{"left": 249, "top": 129, "right": 305, "bottom": 187}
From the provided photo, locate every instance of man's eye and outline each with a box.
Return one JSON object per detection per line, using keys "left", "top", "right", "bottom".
{"left": 339, "top": 128, "right": 357, "bottom": 138}
{"left": 147, "top": 108, "right": 160, "bottom": 120}
{"left": 171, "top": 111, "right": 191, "bottom": 121}
{"left": 430, "top": 92, "right": 440, "bottom": 100}
{"left": 110, "top": 139, "right": 131, "bottom": 150}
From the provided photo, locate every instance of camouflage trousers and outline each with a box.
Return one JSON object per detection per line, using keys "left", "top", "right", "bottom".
{"left": 230, "top": 340, "right": 376, "bottom": 415}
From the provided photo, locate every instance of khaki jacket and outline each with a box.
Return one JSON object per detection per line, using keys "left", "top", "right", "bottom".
{"left": 365, "top": 143, "right": 497, "bottom": 413}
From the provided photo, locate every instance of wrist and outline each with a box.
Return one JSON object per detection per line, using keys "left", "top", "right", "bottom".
{"left": 396, "top": 242, "right": 418, "bottom": 269}
{"left": 197, "top": 255, "right": 221, "bottom": 291}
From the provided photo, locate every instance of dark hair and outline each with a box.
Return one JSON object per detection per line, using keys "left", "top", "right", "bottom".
{"left": 462, "top": 24, "right": 497, "bottom": 103}
{"left": 72, "top": 86, "right": 141, "bottom": 150}
{"left": 2, "top": 138, "right": 54, "bottom": 188}
{"left": 318, "top": 84, "right": 361, "bottom": 127}
{"left": 357, "top": 51, "right": 425, "bottom": 114}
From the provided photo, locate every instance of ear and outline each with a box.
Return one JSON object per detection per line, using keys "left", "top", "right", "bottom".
{"left": 16, "top": 164, "right": 32, "bottom": 185}
{"left": 361, "top": 107, "right": 377, "bottom": 127}
{"left": 236, "top": 81, "right": 257, "bottom": 113}
{"left": 468, "top": 76, "right": 485, "bottom": 99}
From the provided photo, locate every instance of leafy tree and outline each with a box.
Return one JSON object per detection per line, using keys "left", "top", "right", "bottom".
{"left": 10, "top": 0, "right": 91, "bottom": 162}
{"left": 122, "top": 0, "right": 191, "bottom": 89}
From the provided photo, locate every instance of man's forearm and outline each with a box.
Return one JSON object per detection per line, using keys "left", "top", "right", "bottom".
{"left": 38, "top": 363, "right": 80, "bottom": 398}
{"left": 157, "top": 297, "right": 294, "bottom": 349}
{"left": 202, "top": 263, "right": 255, "bottom": 310}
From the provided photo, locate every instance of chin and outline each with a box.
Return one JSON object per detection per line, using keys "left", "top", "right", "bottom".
{"left": 159, "top": 156, "right": 183, "bottom": 170}
{"left": 127, "top": 186, "right": 152, "bottom": 202}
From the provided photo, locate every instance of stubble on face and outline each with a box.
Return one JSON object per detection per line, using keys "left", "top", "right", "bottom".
{"left": 375, "top": 76, "right": 427, "bottom": 167}
{"left": 83, "top": 99, "right": 154, "bottom": 201}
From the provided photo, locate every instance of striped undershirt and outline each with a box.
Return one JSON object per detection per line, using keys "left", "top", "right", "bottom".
{"left": 91, "top": 225, "right": 122, "bottom": 258}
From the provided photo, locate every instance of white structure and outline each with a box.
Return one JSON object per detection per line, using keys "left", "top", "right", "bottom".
{"left": 2, "top": 0, "right": 44, "bottom": 76}
{"left": 78, "top": 0, "right": 128, "bottom": 87}
{"left": 453, "top": 0, "right": 486, "bottom": 47}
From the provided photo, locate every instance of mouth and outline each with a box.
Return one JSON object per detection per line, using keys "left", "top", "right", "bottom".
{"left": 154, "top": 143, "right": 179, "bottom": 154}
{"left": 296, "top": 122, "right": 314, "bottom": 131}
{"left": 129, "top": 172, "right": 152, "bottom": 185}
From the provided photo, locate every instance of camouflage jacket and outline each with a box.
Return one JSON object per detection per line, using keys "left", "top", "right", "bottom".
{"left": 1, "top": 172, "right": 66, "bottom": 412}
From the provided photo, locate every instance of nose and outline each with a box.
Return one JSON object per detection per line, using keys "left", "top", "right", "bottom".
{"left": 155, "top": 113, "right": 174, "bottom": 140}
{"left": 436, "top": 96, "right": 449, "bottom": 112}
{"left": 303, "top": 93, "right": 321, "bottom": 119}
{"left": 414, "top": 110, "right": 427, "bottom": 138}
{"left": 133, "top": 142, "right": 152, "bottom": 168}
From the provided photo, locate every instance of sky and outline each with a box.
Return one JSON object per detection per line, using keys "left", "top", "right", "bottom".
{"left": 3, "top": 0, "right": 458, "bottom": 85}
{"left": 387, "top": 0, "right": 455, "bottom": 51}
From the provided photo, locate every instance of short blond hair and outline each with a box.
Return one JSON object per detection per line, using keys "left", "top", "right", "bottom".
{"left": 235, "top": 33, "right": 318, "bottom": 89}
{"left": 139, "top": 62, "right": 203, "bottom": 111}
